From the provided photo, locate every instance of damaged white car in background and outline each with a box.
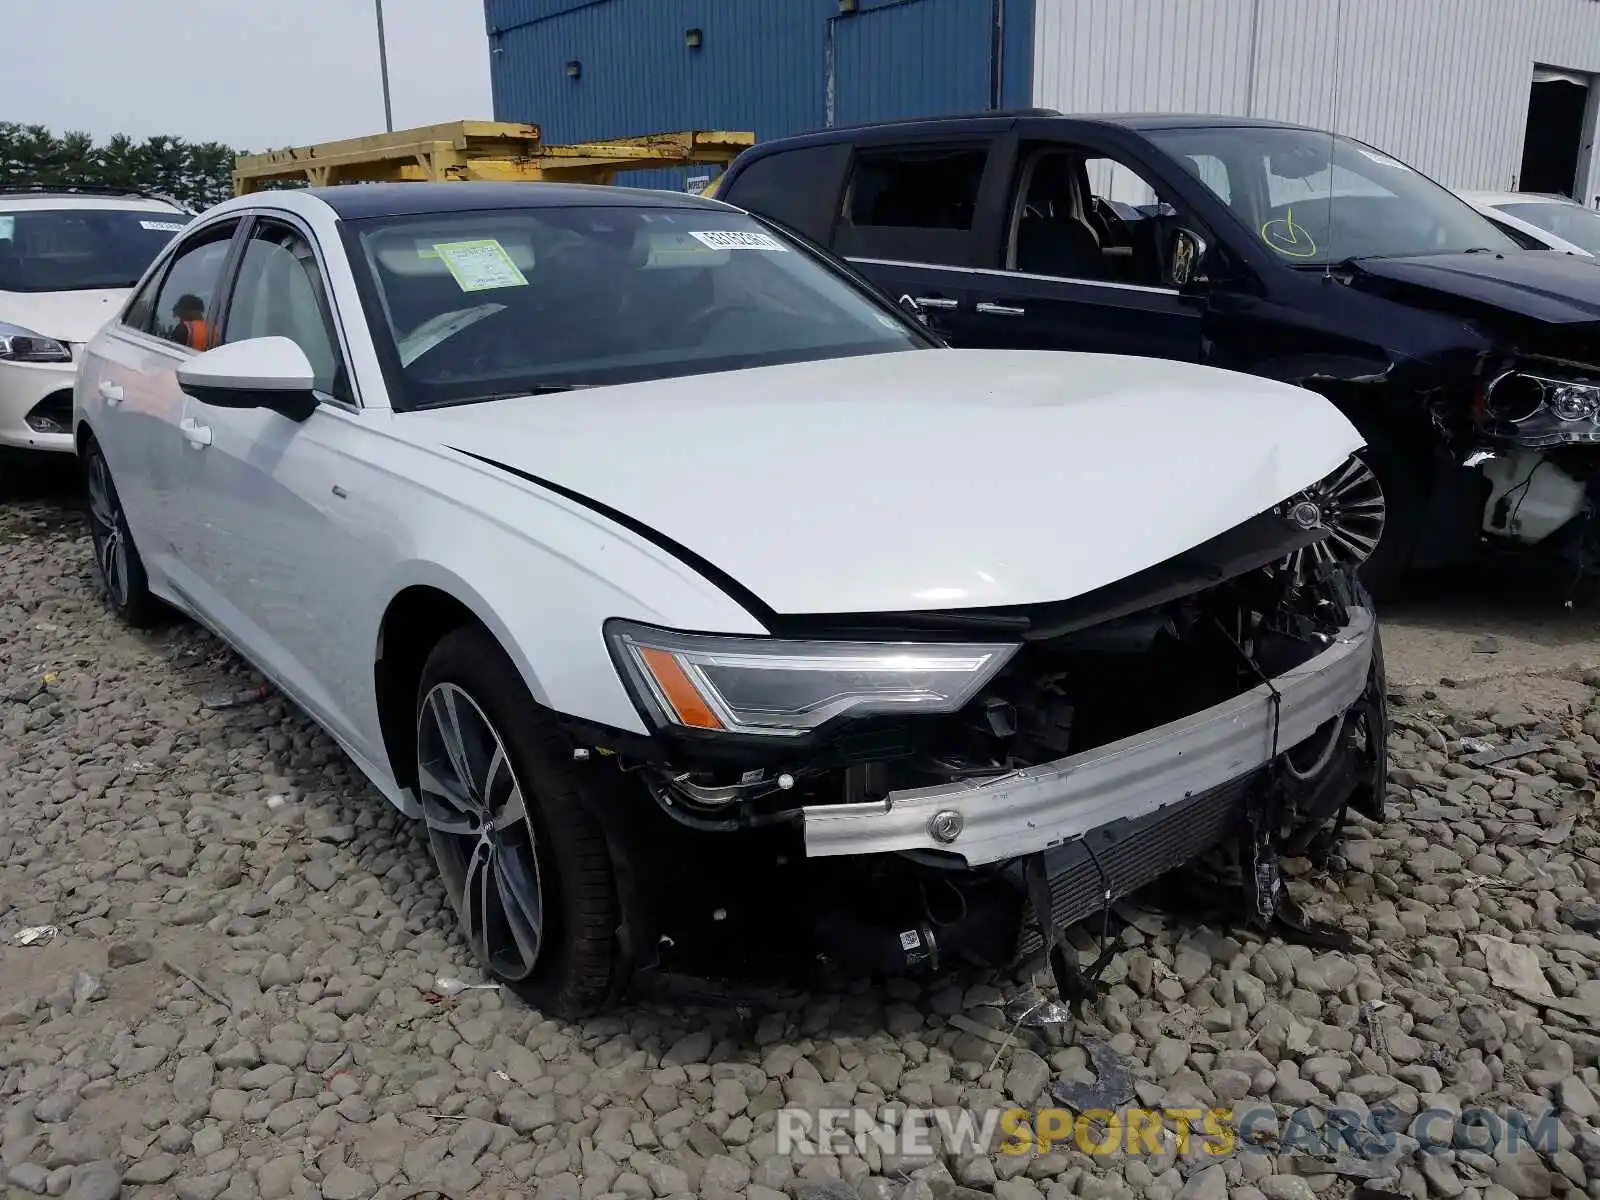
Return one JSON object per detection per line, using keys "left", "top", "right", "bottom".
{"left": 73, "top": 182, "right": 1388, "bottom": 1015}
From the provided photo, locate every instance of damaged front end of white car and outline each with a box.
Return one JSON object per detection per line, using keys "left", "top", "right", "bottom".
{"left": 563, "top": 481, "right": 1389, "bottom": 1007}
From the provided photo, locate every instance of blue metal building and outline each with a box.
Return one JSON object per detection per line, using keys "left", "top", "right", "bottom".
{"left": 483, "top": 0, "right": 1036, "bottom": 189}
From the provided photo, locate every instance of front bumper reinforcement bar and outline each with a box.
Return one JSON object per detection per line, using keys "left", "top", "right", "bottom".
{"left": 801, "top": 605, "right": 1376, "bottom": 867}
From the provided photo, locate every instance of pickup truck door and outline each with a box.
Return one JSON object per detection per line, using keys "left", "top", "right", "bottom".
{"left": 966, "top": 135, "right": 1207, "bottom": 361}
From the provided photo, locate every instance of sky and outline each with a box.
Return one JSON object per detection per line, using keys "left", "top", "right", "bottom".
{"left": 0, "top": 0, "right": 493, "bottom": 151}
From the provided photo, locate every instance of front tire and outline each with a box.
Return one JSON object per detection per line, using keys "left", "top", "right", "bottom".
{"left": 414, "top": 626, "right": 622, "bottom": 1016}
{"left": 82, "top": 437, "right": 161, "bottom": 628}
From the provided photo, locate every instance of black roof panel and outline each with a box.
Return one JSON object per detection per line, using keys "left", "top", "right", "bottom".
{"left": 307, "top": 181, "right": 729, "bottom": 219}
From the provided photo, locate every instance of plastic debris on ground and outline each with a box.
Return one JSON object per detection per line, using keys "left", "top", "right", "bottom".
{"left": 1050, "top": 1035, "right": 1137, "bottom": 1111}
{"left": 1001, "top": 985, "right": 1074, "bottom": 1029}
{"left": 202, "top": 684, "right": 272, "bottom": 710}
{"left": 430, "top": 975, "right": 501, "bottom": 996}
{"left": 1463, "top": 737, "right": 1548, "bottom": 767}
{"left": 13, "top": 926, "right": 58, "bottom": 947}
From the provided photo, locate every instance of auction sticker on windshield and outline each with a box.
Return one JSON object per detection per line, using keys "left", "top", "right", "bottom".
{"left": 689, "top": 230, "right": 788, "bottom": 252}
{"left": 140, "top": 220, "right": 187, "bottom": 233}
{"left": 433, "top": 239, "right": 530, "bottom": 292}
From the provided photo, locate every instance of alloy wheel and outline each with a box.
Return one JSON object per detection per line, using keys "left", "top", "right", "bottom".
{"left": 416, "top": 682, "right": 546, "bottom": 981}
{"left": 85, "top": 450, "right": 131, "bottom": 608}
{"left": 1284, "top": 455, "right": 1387, "bottom": 583}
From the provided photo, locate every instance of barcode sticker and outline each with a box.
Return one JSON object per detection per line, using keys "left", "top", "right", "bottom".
{"left": 899, "top": 930, "right": 921, "bottom": 950}
{"left": 689, "top": 230, "right": 788, "bottom": 252}
{"left": 140, "top": 220, "right": 186, "bottom": 233}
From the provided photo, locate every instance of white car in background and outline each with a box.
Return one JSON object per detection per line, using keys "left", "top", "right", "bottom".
{"left": 0, "top": 189, "right": 189, "bottom": 460}
{"left": 72, "top": 182, "right": 1388, "bottom": 1014}
{"left": 1458, "top": 190, "right": 1600, "bottom": 257}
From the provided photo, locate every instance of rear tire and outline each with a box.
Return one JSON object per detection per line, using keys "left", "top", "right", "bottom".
{"left": 82, "top": 437, "right": 162, "bottom": 628}
{"left": 414, "top": 625, "right": 622, "bottom": 1017}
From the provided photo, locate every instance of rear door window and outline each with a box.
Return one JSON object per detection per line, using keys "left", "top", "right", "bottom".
{"left": 722, "top": 144, "right": 850, "bottom": 244}
{"left": 834, "top": 143, "right": 992, "bottom": 266}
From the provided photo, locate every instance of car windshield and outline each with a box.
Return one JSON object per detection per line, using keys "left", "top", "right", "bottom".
{"left": 0, "top": 208, "right": 190, "bottom": 292}
{"left": 348, "top": 204, "right": 931, "bottom": 409}
{"left": 1146, "top": 126, "right": 1519, "bottom": 266}
{"left": 1494, "top": 201, "right": 1600, "bottom": 255}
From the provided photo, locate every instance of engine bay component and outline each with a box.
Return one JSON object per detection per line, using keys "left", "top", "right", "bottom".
{"left": 1481, "top": 449, "right": 1591, "bottom": 543}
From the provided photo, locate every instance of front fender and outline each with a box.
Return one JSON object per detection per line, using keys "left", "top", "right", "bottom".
{"left": 372, "top": 478, "right": 770, "bottom": 740}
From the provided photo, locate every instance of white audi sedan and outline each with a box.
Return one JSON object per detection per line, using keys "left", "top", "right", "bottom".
{"left": 74, "top": 183, "right": 1387, "bottom": 1014}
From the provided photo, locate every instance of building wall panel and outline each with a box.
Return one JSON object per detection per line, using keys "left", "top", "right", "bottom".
{"left": 1032, "top": 0, "right": 1600, "bottom": 193}
{"left": 832, "top": 0, "right": 996, "bottom": 126}
{"left": 488, "top": 0, "right": 1037, "bottom": 189}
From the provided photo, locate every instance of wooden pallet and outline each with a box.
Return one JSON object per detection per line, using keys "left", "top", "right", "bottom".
{"left": 232, "top": 120, "right": 754, "bottom": 195}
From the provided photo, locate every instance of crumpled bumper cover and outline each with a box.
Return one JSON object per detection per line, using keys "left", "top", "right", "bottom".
{"left": 801, "top": 605, "right": 1376, "bottom": 867}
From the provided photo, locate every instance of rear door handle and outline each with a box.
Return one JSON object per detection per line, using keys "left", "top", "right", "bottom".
{"left": 911, "top": 296, "right": 960, "bottom": 310}
{"left": 98, "top": 380, "right": 123, "bottom": 405}
{"left": 179, "top": 417, "right": 213, "bottom": 448}
{"left": 976, "top": 302, "right": 1026, "bottom": 316}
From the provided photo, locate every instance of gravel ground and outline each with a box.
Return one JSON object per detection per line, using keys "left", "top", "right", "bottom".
{"left": 4, "top": 487, "right": 1600, "bottom": 1200}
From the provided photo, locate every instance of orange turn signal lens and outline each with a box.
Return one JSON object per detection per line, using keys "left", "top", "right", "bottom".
{"left": 637, "top": 647, "right": 725, "bottom": 731}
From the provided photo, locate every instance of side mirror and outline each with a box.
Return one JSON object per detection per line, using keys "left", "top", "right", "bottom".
{"left": 1169, "top": 227, "right": 1209, "bottom": 288}
{"left": 176, "top": 336, "right": 319, "bottom": 422}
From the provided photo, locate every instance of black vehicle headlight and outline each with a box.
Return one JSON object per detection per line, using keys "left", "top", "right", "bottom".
{"left": 606, "top": 619, "right": 1018, "bottom": 738}
{"left": 1484, "top": 373, "right": 1600, "bottom": 446}
{"left": 0, "top": 322, "right": 71, "bottom": 364}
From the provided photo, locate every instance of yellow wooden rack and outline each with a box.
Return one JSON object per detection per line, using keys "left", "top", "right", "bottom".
{"left": 233, "top": 121, "right": 753, "bottom": 196}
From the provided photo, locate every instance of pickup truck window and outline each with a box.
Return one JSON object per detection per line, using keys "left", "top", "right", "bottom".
{"left": 834, "top": 143, "right": 990, "bottom": 266}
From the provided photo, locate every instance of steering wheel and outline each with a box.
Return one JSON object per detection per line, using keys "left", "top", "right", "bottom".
{"left": 678, "top": 302, "right": 768, "bottom": 345}
{"left": 407, "top": 306, "right": 517, "bottom": 377}
{"left": 1090, "top": 196, "right": 1133, "bottom": 246}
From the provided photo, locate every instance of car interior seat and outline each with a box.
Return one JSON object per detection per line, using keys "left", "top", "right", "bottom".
{"left": 1015, "top": 155, "right": 1104, "bottom": 278}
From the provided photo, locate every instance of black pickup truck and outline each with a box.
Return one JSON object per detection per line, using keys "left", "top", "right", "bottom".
{"left": 716, "top": 110, "right": 1600, "bottom": 596}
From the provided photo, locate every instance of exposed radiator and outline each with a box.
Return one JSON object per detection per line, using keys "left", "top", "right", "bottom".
{"left": 1015, "top": 772, "right": 1258, "bottom": 957}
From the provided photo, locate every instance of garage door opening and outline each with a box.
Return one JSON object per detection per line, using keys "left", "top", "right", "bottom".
{"left": 1519, "top": 67, "right": 1590, "bottom": 196}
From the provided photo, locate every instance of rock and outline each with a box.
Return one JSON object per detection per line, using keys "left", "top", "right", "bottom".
{"left": 1258, "top": 1177, "right": 1315, "bottom": 1200}
{"left": 1490, "top": 1155, "right": 1553, "bottom": 1199}
{"left": 106, "top": 941, "right": 151, "bottom": 968}
{"left": 1006, "top": 1050, "right": 1051, "bottom": 1105}
{"left": 8, "top": 1163, "right": 50, "bottom": 1195}
{"left": 64, "top": 1161, "right": 121, "bottom": 1200}
{"left": 700, "top": 1156, "right": 750, "bottom": 1194}
{"left": 500, "top": 1092, "right": 557, "bottom": 1133}
{"left": 1557, "top": 1076, "right": 1598, "bottom": 1119}
{"left": 124, "top": 1155, "right": 180, "bottom": 1185}
{"left": 662, "top": 1032, "right": 713, "bottom": 1066}
{"left": 319, "top": 1166, "right": 377, "bottom": 1200}
{"left": 1176, "top": 1166, "right": 1227, "bottom": 1200}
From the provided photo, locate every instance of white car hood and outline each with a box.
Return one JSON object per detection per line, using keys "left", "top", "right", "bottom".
{"left": 410, "top": 349, "right": 1364, "bottom": 616}
{"left": 0, "top": 288, "right": 129, "bottom": 344}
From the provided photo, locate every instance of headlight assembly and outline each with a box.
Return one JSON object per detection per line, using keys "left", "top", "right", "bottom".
{"left": 0, "top": 322, "right": 71, "bottom": 364}
{"left": 606, "top": 620, "right": 1018, "bottom": 738}
{"left": 1484, "top": 373, "right": 1600, "bottom": 446}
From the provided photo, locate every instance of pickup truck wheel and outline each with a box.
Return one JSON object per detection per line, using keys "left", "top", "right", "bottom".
{"left": 415, "top": 626, "right": 620, "bottom": 1017}
{"left": 82, "top": 438, "right": 161, "bottom": 628}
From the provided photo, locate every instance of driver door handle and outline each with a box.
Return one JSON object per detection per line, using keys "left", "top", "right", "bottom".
{"left": 912, "top": 296, "right": 959, "bottom": 310}
{"left": 976, "top": 302, "right": 1026, "bottom": 316}
{"left": 97, "top": 380, "right": 123, "bottom": 405}
{"left": 179, "top": 417, "right": 213, "bottom": 448}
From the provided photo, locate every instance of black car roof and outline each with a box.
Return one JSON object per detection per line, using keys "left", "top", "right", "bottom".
{"left": 307, "top": 181, "right": 730, "bottom": 219}
{"left": 735, "top": 110, "right": 1321, "bottom": 154}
